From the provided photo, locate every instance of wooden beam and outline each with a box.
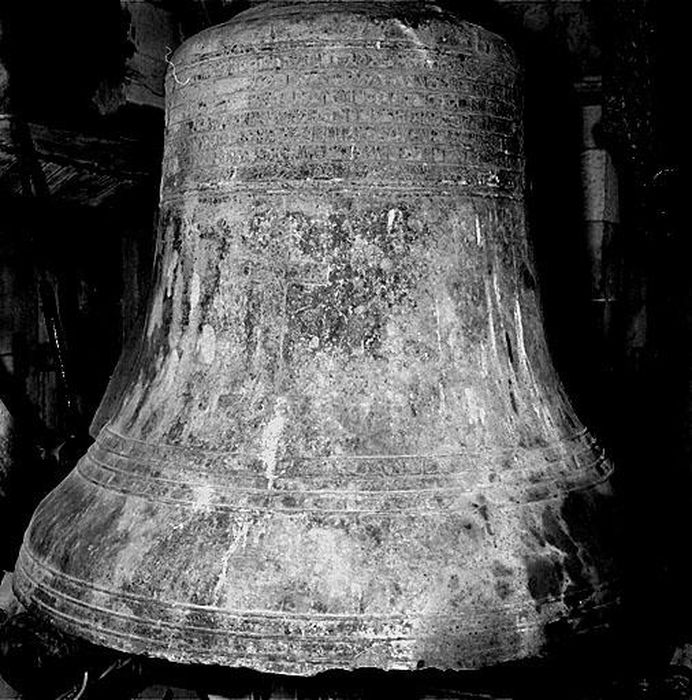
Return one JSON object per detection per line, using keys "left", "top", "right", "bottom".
{"left": 0, "top": 116, "right": 160, "bottom": 206}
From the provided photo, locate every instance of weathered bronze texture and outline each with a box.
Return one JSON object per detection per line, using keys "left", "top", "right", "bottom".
{"left": 14, "top": 0, "right": 618, "bottom": 674}
{"left": 0, "top": 400, "right": 13, "bottom": 500}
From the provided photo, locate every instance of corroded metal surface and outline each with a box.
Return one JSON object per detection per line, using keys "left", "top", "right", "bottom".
{"left": 15, "top": 0, "right": 619, "bottom": 673}
{"left": 0, "top": 399, "right": 13, "bottom": 500}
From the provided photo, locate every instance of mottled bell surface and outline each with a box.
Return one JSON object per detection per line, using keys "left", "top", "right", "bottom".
{"left": 14, "top": 0, "right": 619, "bottom": 674}
{"left": 0, "top": 399, "right": 13, "bottom": 499}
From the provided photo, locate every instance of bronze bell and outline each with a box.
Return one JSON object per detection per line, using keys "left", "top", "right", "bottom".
{"left": 14, "top": 0, "right": 619, "bottom": 674}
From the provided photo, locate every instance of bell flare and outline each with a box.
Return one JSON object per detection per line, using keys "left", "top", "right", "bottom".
{"left": 14, "top": 0, "right": 619, "bottom": 674}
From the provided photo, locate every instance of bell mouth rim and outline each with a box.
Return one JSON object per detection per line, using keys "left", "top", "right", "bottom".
{"left": 226, "top": 0, "right": 444, "bottom": 5}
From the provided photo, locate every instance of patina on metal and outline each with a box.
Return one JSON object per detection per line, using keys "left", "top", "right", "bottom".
{"left": 0, "top": 399, "right": 13, "bottom": 501}
{"left": 14, "top": 0, "right": 619, "bottom": 674}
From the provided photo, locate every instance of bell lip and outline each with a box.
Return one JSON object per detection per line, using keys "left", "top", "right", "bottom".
{"left": 12, "top": 455, "right": 621, "bottom": 674}
{"left": 13, "top": 550, "right": 621, "bottom": 675}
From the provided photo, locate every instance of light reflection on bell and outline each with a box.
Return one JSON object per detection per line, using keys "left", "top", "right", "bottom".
{"left": 14, "top": 0, "right": 619, "bottom": 674}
